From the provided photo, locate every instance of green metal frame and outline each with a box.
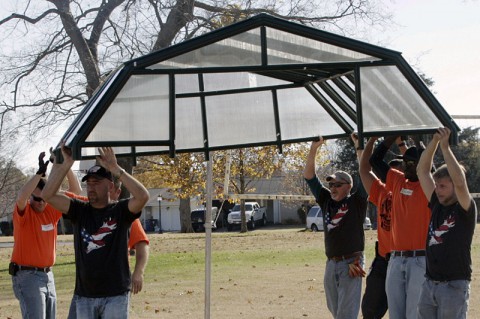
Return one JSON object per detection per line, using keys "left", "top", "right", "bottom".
{"left": 61, "top": 13, "right": 459, "bottom": 161}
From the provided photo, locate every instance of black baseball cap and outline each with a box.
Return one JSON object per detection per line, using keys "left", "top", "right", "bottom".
{"left": 81, "top": 165, "right": 113, "bottom": 182}
{"left": 396, "top": 146, "right": 421, "bottom": 162}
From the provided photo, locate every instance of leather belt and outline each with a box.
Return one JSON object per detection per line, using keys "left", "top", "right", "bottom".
{"left": 392, "top": 250, "right": 426, "bottom": 257}
{"left": 17, "top": 265, "right": 51, "bottom": 273}
{"left": 329, "top": 251, "right": 363, "bottom": 262}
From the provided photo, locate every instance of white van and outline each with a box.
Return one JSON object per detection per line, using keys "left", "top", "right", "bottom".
{"left": 306, "top": 205, "right": 372, "bottom": 231}
{"left": 306, "top": 206, "right": 323, "bottom": 231}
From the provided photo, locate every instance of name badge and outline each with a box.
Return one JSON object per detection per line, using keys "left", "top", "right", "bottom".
{"left": 400, "top": 188, "right": 413, "bottom": 196}
{"left": 42, "top": 224, "right": 54, "bottom": 231}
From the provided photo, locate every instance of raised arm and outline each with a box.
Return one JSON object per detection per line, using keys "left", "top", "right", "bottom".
{"left": 370, "top": 135, "right": 397, "bottom": 182}
{"left": 41, "top": 144, "right": 75, "bottom": 214}
{"left": 16, "top": 152, "right": 50, "bottom": 212}
{"left": 65, "top": 169, "right": 82, "bottom": 195}
{"left": 96, "top": 147, "right": 149, "bottom": 213}
{"left": 437, "top": 127, "right": 472, "bottom": 210}
{"left": 16, "top": 175, "right": 43, "bottom": 213}
{"left": 50, "top": 147, "right": 82, "bottom": 195}
{"left": 396, "top": 136, "right": 408, "bottom": 155}
{"left": 358, "top": 137, "right": 378, "bottom": 194}
{"left": 417, "top": 133, "right": 438, "bottom": 201}
{"left": 303, "top": 137, "right": 324, "bottom": 180}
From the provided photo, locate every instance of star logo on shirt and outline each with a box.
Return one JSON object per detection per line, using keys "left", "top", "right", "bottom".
{"left": 428, "top": 215, "right": 455, "bottom": 246}
{"left": 326, "top": 204, "right": 348, "bottom": 231}
{"left": 81, "top": 219, "right": 117, "bottom": 253}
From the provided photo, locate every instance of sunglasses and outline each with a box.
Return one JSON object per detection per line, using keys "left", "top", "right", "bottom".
{"left": 328, "top": 182, "right": 347, "bottom": 189}
{"left": 31, "top": 194, "right": 45, "bottom": 202}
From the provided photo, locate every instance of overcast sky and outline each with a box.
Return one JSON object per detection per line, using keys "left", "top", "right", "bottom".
{"left": 381, "top": 0, "right": 479, "bottom": 116}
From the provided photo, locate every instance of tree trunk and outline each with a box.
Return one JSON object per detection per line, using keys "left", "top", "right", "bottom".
{"left": 240, "top": 199, "right": 247, "bottom": 233}
{"left": 179, "top": 197, "right": 193, "bottom": 233}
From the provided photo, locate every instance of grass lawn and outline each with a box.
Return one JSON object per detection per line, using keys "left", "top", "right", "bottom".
{"left": 1, "top": 226, "right": 479, "bottom": 318}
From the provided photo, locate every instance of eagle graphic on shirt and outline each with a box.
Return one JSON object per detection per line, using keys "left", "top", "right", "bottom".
{"left": 327, "top": 204, "right": 348, "bottom": 231}
{"left": 81, "top": 219, "right": 117, "bottom": 253}
{"left": 428, "top": 215, "right": 455, "bottom": 246}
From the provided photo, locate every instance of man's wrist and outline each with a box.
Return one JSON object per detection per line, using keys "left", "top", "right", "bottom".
{"left": 113, "top": 168, "right": 125, "bottom": 179}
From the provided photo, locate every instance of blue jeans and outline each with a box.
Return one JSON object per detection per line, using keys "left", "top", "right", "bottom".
{"left": 418, "top": 279, "right": 470, "bottom": 319}
{"left": 386, "top": 255, "right": 426, "bottom": 319}
{"left": 67, "top": 294, "right": 78, "bottom": 319}
{"left": 74, "top": 292, "right": 130, "bottom": 319}
{"left": 324, "top": 256, "right": 363, "bottom": 319}
{"left": 12, "top": 270, "right": 56, "bottom": 319}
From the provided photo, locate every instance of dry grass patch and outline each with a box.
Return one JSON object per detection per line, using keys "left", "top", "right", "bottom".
{"left": 1, "top": 227, "right": 479, "bottom": 318}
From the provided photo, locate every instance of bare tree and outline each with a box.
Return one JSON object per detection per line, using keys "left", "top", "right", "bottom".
{"left": 0, "top": 0, "right": 393, "bottom": 231}
{"left": 0, "top": 149, "right": 28, "bottom": 219}
{"left": 0, "top": 0, "right": 392, "bottom": 145}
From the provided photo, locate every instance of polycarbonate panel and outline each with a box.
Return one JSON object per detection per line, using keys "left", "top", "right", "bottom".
{"left": 266, "top": 28, "right": 381, "bottom": 65}
{"left": 81, "top": 146, "right": 135, "bottom": 157}
{"left": 326, "top": 79, "right": 356, "bottom": 107}
{"left": 66, "top": 67, "right": 123, "bottom": 146}
{"left": 205, "top": 91, "right": 277, "bottom": 147}
{"left": 315, "top": 85, "right": 356, "bottom": 127}
{"left": 81, "top": 146, "right": 171, "bottom": 158}
{"left": 149, "top": 29, "right": 262, "bottom": 69}
{"left": 203, "top": 72, "right": 288, "bottom": 92}
{"left": 277, "top": 87, "right": 347, "bottom": 139}
{"left": 86, "top": 74, "right": 170, "bottom": 142}
{"left": 360, "top": 66, "right": 442, "bottom": 132}
{"left": 175, "top": 74, "right": 200, "bottom": 94}
{"left": 175, "top": 97, "right": 204, "bottom": 149}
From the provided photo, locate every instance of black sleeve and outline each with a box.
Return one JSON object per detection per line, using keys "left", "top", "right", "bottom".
{"left": 354, "top": 174, "right": 368, "bottom": 200}
{"left": 369, "top": 142, "right": 390, "bottom": 183}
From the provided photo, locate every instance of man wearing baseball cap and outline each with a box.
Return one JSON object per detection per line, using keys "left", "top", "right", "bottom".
{"left": 81, "top": 165, "right": 113, "bottom": 182}
{"left": 304, "top": 136, "right": 368, "bottom": 319}
{"left": 41, "top": 145, "right": 149, "bottom": 319}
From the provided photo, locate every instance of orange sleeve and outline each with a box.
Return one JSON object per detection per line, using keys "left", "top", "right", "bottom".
{"left": 64, "top": 191, "right": 87, "bottom": 201}
{"left": 129, "top": 219, "right": 149, "bottom": 249}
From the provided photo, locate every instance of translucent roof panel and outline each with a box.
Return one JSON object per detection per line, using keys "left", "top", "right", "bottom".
{"left": 277, "top": 87, "right": 346, "bottom": 139}
{"left": 204, "top": 91, "right": 277, "bottom": 147}
{"left": 149, "top": 29, "right": 262, "bottom": 69}
{"left": 59, "top": 13, "right": 458, "bottom": 160}
{"left": 175, "top": 72, "right": 289, "bottom": 94}
{"left": 80, "top": 146, "right": 170, "bottom": 158}
{"left": 360, "top": 66, "right": 442, "bottom": 132}
{"left": 147, "top": 25, "right": 381, "bottom": 70}
{"left": 175, "top": 97, "right": 205, "bottom": 150}
{"left": 266, "top": 28, "right": 381, "bottom": 65}
{"left": 86, "top": 74, "right": 170, "bottom": 142}
{"left": 203, "top": 72, "right": 289, "bottom": 91}
{"left": 315, "top": 83, "right": 356, "bottom": 127}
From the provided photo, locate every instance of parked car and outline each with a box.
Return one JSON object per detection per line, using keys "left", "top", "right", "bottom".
{"left": 306, "top": 205, "right": 372, "bottom": 231}
{"left": 227, "top": 202, "right": 267, "bottom": 230}
{"left": 191, "top": 207, "right": 219, "bottom": 232}
{"left": 306, "top": 205, "right": 323, "bottom": 232}
{"left": 363, "top": 216, "right": 372, "bottom": 230}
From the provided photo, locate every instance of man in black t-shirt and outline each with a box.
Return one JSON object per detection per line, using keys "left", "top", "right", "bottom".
{"left": 304, "top": 137, "right": 368, "bottom": 319}
{"left": 42, "top": 144, "right": 150, "bottom": 319}
{"left": 417, "top": 127, "right": 477, "bottom": 319}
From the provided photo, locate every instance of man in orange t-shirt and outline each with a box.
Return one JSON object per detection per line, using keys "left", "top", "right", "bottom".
{"left": 370, "top": 136, "right": 430, "bottom": 319}
{"left": 10, "top": 152, "right": 81, "bottom": 319}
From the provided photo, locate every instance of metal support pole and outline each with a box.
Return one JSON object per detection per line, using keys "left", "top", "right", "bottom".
{"left": 204, "top": 152, "right": 213, "bottom": 319}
